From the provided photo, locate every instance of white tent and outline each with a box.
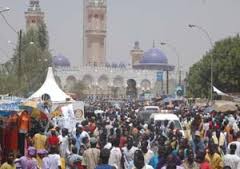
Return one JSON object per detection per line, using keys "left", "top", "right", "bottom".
{"left": 29, "top": 67, "right": 72, "bottom": 103}
{"left": 213, "top": 86, "right": 228, "bottom": 96}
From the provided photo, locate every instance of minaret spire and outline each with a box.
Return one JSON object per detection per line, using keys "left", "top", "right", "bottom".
{"left": 25, "top": 0, "right": 44, "bottom": 31}
{"left": 83, "top": 0, "right": 107, "bottom": 66}
{"left": 153, "top": 40, "right": 156, "bottom": 48}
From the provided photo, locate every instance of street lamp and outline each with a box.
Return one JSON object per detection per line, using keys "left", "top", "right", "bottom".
{"left": 0, "top": 8, "right": 23, "bottom": 93}
{"left": 188, "top": 24, "right": 214, "bottom": 102}
{"left": 160, "top": 42, "right": 181, "bottom": 85}
{"left": 0, "top": 7, "right": 10, "bottom": 13}
{"left": 8, "top": 40, "right": 35, "bottom": 47}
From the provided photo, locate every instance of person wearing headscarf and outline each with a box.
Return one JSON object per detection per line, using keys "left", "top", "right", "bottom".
{"left": 42, "top": 146, "right": 61, "bottom": 169}
{"left": 67, "top": 146, "right": 84, "bottom": 169}
{"left": 37, "top": 149, "right": 48, "bottom": 169}
{"left": 19, "top": 147, "right": 38, "bottom": 169}
{"left": 149, "top": 146, "right": 165, "bottom": 169}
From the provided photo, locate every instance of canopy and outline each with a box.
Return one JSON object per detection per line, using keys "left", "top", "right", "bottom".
{"left": 213, "top": 100, "right": 238, "bottom": 113}
{"left": 213, "top": 86, "right": 228, "bottom": 96}
{"left": 28, "top": 67, "right": 72, "bottom": 103}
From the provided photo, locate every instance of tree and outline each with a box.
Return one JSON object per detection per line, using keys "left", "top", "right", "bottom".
{"left": 0, "top": 74, "right": 18, "bottom": 94}
{"left": 0, "top": 23, "right": 52, "bottom": 96}
{"left": 69, "top": 80, "right": 87, "bottom": 99}
{"left": 187, "top": 35, "right": 240, "bottom": 98}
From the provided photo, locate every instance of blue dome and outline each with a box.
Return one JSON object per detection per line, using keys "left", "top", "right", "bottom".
{"left": 53, "top": 54, "right": 70, "bottom": 67}
{"left": 140, "top": 48, "right": 168, "bottom": 64}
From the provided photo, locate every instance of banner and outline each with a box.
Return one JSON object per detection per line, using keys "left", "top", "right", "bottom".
{"left": 156, "top": 71, "right": 163, "bottom": 81}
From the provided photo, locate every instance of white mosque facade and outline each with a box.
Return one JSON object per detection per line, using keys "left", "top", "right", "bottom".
{"left": 53, "top": 0, "right": 178, "bottom": 99}
{"left": 25, "top": 0, "right": 179, "bottom": 99}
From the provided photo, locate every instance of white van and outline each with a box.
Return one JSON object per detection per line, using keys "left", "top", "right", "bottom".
{"left": 143, "top": 106, "right": 160, "bottom": 112}
{"left": 150, "top": 113, "right": 184, "bottom": 137}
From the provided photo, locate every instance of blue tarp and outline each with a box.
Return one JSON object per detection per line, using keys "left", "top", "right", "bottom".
{"left": 204, "top": 107, "right": 214, "bottom": 114}
{"left": 0, "top": 97, "right": 25, "bottom": 113}
{"left": 0, "top": 110, "right": 16, "bottom": 117}
{"left": 163, "top": 97, "right": 174, "bottom": 103}
{"left": 0, "top": 102, "right": 21, "bottom": 111}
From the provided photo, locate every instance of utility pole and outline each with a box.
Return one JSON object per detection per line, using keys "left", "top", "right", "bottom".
{"left": 179, "top": 69, "right": 182, "bottom": 86}
{"left": 166, "top": 71, "right": 169, "bottom": 95}
{"left": 18, "top": 29, "right": 22, "bottom": 89}
{"left": 188, "top": 24, "right": 214, "bottom": 102}
{"left": 160, "top": 42, "right": 181, "bottom": 86}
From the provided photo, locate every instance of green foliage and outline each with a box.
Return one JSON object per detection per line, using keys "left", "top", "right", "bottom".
{"left": 69, "top": 80, "right": 86, "bottom": 99}
{"left": 187, "top": 35, "right": 240, "bottom": 98}
{"left": 0, "top": 23, "right": 52, "bottom": 97}
{"left": 38, "top": 23, "right": 49, "bottom": 50}
{"left": 0, "top": 74, "right": 18, "bottom": 94}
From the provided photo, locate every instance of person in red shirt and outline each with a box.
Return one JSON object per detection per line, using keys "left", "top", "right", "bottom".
{"left": 47, "top": 130, "right": 59, "bottom": 149}
{"left": 18, "top": 111, "right": 31, "bottom": 156}
{"left": 119, "top": 128, "right": 128, "bottom": 148}
{"left": 88, "top": 118, "right": 96, "bottom": 134}
{"left": 196, "top": 150, "right": 211, "bottom": 169}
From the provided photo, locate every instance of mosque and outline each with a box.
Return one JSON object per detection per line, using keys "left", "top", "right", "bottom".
{"left": 26, "top": 0, "right": 179, "bottom": 99}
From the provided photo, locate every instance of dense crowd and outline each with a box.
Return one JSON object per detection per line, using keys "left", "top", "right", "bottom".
{"left": 1, "top": 100, "right": 240, "bottom": 169}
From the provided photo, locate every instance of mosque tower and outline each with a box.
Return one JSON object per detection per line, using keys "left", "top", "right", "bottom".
{"left": 130, "top": 41, "right": 144, "bottom": 66}
{"left": 25, "top": 0, "right": 44, "bottom": 31}
{"left": 83, "top": 0, "right": 107, "bottom": 66}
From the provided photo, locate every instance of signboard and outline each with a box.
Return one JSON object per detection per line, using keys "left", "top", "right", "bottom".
{"left": 156, "top": 71, "right": 163, "bottom": 81}
{"left": 73, "top": 101, "right": 85, "bottom": 122}
{"left": 176, "top": 85, "right": 184, "bottom": 96}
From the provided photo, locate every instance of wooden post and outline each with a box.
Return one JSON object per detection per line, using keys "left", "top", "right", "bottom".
{"left": 166, "top": 70, "right": 169, "bottom": 95}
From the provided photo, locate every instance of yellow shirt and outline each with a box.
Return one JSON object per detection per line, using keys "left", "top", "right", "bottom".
{"left": 37, "top": 156, "right": 43, "bottom": 169}
{"left": 0, "top": 162, "right": 16, "bottom": 169}
{"left": 61, "top": 158, "right": 66, "bottom": 169}
{"left": 205, "top": 153, "right": 223, "bottom": 169}
{"left": 33, "top": 133, "right": 47, "bottom": 150}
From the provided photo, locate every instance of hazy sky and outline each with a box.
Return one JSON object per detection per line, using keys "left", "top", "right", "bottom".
{"left": 1, "top": 0, "right": 240, "bottom": 72}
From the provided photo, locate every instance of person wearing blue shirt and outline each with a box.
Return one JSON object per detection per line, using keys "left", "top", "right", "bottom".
{"left": 95, "top": 148, "right": 115, "bottom": 169}
{"left": 190, "top": 131, "right": 205, "bottom": 154}
{"left": 149, "top": 146, "right": 165, "bottom": 169}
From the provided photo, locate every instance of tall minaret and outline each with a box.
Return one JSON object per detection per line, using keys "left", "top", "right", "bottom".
{"left": 83, "top": 0, "right": 107, "bottom": 66}
{"left": 130, "top": 41, "right": 144, "bottom": 66}
{"left": 25, "top": 0, "right": 44, "bottom": 31}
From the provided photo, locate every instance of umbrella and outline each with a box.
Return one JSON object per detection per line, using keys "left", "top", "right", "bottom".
{"left": 22, "top": 100, "right": 38, "bottom": 108}
{"left": 213, "top": 101, "right": 238, "bottom": 113}
{"left": 94, "top": 110, "right": 104, "bottom": 114}
{"left": 31, "top": 108, "right": 48, "bottom": 120}
{"left": 20, "top": 100, "right": 48, "bottom": 120}
{"left": 51, "top": 106, "right": 63, "bottom": 118}
{"left": 19, "top": 100, "right": 38, "bottom": 112}
{"left": 204, "top": 107, "right": 214, "bottom": 114}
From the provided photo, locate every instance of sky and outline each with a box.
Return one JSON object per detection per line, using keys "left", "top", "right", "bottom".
{"left": 1, "top": 0, "right": 240, "bottom": 72}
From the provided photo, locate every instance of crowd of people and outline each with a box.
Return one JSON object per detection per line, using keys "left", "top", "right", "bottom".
{"left": 1, "top": 99, "right": 240, "bottom": 169}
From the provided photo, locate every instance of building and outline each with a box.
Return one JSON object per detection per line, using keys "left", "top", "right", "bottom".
{"left": 83, "top": 0, "right": 107, "bottom": 66}
{"left": 25, "top": 0, "right": 44, "bottom": 30}
{"left": 26, "top": 0, "right": 177, "bottom": 99}
{"left": 54, "top": 42, "right": 176, "bottom": 99}
{"left": 130, "top": 41, "right": 144, "bottom": 65}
